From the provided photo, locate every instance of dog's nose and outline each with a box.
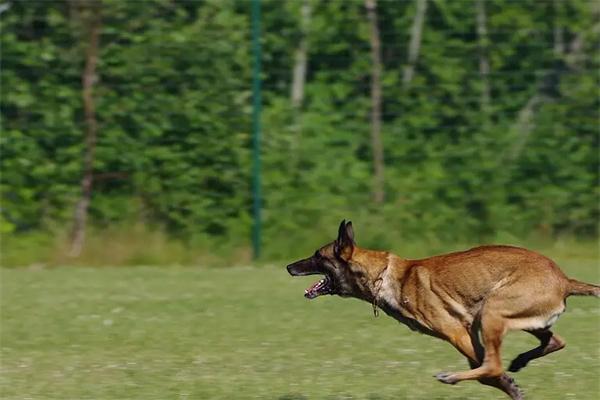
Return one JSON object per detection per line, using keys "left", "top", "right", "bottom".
{"left": 287, "top": 261, "right": 301, "bottom": 276}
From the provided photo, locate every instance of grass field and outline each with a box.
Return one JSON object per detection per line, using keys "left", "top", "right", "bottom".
{"left": 2, "top": 259, "right": 599, "bottom": 399}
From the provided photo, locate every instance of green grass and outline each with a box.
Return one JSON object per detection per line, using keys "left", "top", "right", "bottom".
{"left": 1, "top": 262, "right": 599, "bottom": 399}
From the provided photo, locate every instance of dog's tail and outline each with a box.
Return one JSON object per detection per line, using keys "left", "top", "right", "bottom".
{"left": 567, "top": 279, "right": 600, "bottom": 297}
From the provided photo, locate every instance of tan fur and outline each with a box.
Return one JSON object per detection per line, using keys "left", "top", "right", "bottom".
{"left": 286, "top": 222, "right": 600, "bottom": 400}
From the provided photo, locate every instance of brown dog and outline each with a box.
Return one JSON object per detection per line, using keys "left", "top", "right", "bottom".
{"left": 286, "top": 220, "right": 600, "bottom": 399}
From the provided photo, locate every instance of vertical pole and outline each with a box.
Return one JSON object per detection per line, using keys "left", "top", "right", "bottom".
{"left": 251, "top": 0, "right": 262, "bottom": 260}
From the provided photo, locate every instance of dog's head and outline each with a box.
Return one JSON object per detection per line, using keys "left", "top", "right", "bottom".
{"left": 286, "top": 219, "right": 362, "bottom": 299}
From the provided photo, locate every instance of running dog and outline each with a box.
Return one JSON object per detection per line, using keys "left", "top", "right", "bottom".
{"left": 286, "top": 220, "right": 600, "bottom": 399}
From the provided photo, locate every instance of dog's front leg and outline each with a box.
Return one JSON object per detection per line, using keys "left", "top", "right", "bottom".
{"left": 436, "top": 312, "right": 507, "bottom": 380}
{"left": 436, "top": 325, "right": 523, "bottom": 400}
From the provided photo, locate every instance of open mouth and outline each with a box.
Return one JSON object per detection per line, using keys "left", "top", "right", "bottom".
{"left": 287, "top": 260, "right": 335, "bottom": 300}
{"left": 304, "top": 275, "right": 333, "bottom": 299}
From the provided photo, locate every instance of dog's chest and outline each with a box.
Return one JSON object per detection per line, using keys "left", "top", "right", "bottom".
{"left": 377, "top": 268, "right": 436, "bottom": 336}
{"left": 378, "top": 269, "right": 403, "bottom": 310}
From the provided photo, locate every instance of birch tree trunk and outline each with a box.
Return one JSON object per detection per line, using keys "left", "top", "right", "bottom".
{"left": 69, "top": 1, "right": 101, "bottom": 257}
{"left": 290, "top": 0, "right": 311, "bottom": 164}
{"left": 403, "top": 0, "right": 427, "bottom": 87}
{"left": 553, "top": 6, "right": 564, "bottom": 59}
{"left": 476, "top": 0, "right": 490, "bottom": 111}
{"left": 291, "top": 0, "right": 310, "bottom": 109}
{"left": 365, "top": 0, "right": 384, "bottom": 205}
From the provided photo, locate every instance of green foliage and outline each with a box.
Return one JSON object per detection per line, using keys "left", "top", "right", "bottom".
{"left": 1, "top": 0, "right": 598, "bottom": 265}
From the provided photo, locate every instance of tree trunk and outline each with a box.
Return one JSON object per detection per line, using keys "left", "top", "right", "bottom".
{"left": 290, "top": 0, "right": 311, "bottom": 165}
{"left": 69, "top": 1, "right": 101, "bottom": 257}
{"left": 553, "top": 2, "right": 564, "bottom": 59}
{"left": 365, "top": 0, "right": 385, "bottom": 205}
{"left": 291, "top": 0, "right": 310, "bottom": 109}
{"left": 507, "top": 94, "right": 545, "bottom": 160}
{"left": 403, "top": 0, "right": 427, "bottom": 87}
{"left": 476, "top": 0, "right": 490, "bottom": 111}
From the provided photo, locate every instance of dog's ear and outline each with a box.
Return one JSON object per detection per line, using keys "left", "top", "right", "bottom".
{"left": 334, "top": 220, "right": 354, "bottom": 259}
{"left": 337, "top": 219, "right": 347, "bottom": 242}
{"left": 344, "top": 221, "right": 355, "bottom": 243}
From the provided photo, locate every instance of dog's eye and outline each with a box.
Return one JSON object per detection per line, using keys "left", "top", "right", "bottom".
{"left": 314, "top": 251, "right": 321, "bottom": 259}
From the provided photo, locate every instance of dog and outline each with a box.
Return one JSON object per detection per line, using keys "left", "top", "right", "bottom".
{"left": 286, "top": 220, "right": 600, "bottom": 399}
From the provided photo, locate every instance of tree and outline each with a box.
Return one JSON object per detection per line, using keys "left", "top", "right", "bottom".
{"left": 402, "top": 0, "right": 427, "bottom": 87}
{"left": 475, "top": 0, "right": 490, "bottom": 111}
{"left": 69, "top": 0, "right": 101, "bottom": 257}
{"left": 290, "top": 0, "right": 311, "bottom": 110}
{"left": 290, "top": 0, "right": 312, "bottom": 165}
{"left": 365, "top": 0, "right": 385, "bottom": 205}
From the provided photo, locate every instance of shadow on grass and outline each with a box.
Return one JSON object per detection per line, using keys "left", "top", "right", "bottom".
{"left": 278, "top": 395, "right": 308, "bottom": 400}
{"left": 277, "top": 394, "right": 461, "bottom": 400}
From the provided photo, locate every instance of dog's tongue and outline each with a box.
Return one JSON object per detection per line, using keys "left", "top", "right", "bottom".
{"left": 304, "top": 278, "right": 326, "bottom": 299}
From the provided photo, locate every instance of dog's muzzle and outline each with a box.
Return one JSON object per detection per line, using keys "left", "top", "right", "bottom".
{"left": 287, "top": 258, "right": 334, "bottom": 299}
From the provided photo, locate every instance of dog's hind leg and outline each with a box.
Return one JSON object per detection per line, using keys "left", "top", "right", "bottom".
{"left": 437, "top": 328, "right": 523, "bottom": 400}
{"left": 508, "top": 329, "right": 565, "bottom": 372}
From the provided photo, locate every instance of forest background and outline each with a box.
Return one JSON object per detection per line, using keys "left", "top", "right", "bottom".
{"left": 2, "top": 0, "right": 598, "bottom": 267}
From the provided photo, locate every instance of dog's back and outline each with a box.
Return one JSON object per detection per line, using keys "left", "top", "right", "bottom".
{"left": 409, "top": 245, "right": 568, "bottom": 298}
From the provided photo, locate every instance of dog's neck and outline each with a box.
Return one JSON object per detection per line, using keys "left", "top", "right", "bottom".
{"left": 348, "top": 247, "right": 409, "bottom": 302}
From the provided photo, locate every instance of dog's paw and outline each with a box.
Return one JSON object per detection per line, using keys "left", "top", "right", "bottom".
{"left": 435, "top": 372, "right": 459, "bottom": 385}
{"left": 501, "top": 374, "right": 524, "bottom": 400}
